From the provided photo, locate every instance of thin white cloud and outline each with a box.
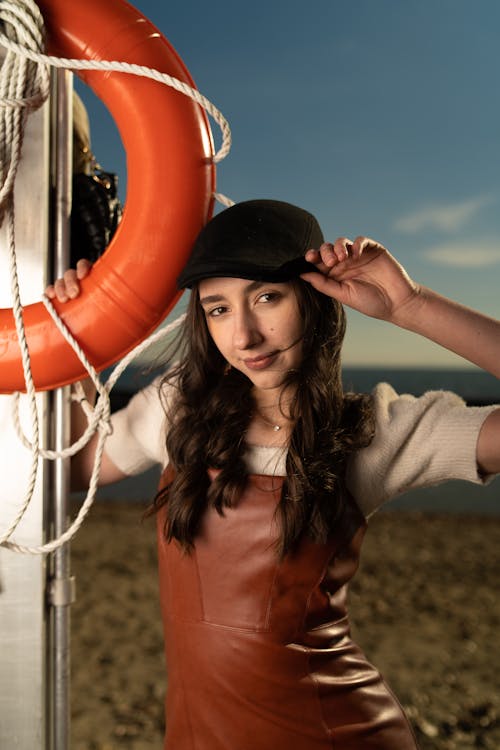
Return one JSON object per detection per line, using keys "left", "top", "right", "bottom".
{"left": 394, "top": 195, "right": 494, "bottom": 233}
{"left": 423, "top": 240, "right": 500, "bottom": 268}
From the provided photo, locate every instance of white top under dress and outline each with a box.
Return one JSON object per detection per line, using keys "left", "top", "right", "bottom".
{"left": 104, "top": 381, "right": 497, "bottom": 517}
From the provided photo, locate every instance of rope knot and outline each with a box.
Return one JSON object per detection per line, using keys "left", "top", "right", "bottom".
{"left": 98, "top": 417, "right": 113, "bottom": 438}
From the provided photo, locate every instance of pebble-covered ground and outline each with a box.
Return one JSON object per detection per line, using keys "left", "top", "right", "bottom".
{"left": 71, "top": 503, "right": 500, "bottom": 749}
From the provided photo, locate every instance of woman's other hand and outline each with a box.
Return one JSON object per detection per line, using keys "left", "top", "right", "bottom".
{"left": 301, "top": 237, "right": 420, "bottom": 323}
{"left": 45, "top": 258, "right": 92, "bottom": 303}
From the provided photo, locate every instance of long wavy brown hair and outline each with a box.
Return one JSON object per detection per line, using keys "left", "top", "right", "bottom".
{"left": 153, "top": 279, "right": 374, "bottom": 556}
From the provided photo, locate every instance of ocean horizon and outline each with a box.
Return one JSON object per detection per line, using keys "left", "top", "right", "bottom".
{"left": 110, "top": 365, "right": 500, "bottom": 405}
{"left": 341, "top": 367, "right": 500, "bottom": 405}
{"left": 84, "top": 367, "right": 499, "bottom": 514}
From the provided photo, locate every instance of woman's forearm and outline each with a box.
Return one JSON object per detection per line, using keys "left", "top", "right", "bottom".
{"left": 70, "top": 378, "right": 97, "bottom": 490}
{"left": 392, "top": 286, "right": 500, "bottom": 378}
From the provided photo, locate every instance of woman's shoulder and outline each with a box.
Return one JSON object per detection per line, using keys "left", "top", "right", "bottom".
{"left": 105, "top": 374, "right": 178, "bottom": 475}
{"left": 128, "top": 373, "right": 180, "bottom": 409}
{"left": 347, "top": 382, "right": 498, "bottom": 517}
{"left": 370, "top": 380, "right": 465, "bottom": 412}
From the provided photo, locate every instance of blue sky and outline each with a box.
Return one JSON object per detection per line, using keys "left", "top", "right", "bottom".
{"left": 76, "top": 0, "right": 500, "bottom": 368}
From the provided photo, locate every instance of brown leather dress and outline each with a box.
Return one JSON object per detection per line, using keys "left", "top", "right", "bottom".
{"left": 157, "top": 471, "right": 419, "bottom": 749}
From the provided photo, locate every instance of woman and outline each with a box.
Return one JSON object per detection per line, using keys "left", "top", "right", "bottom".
{"left": 48, "top": 199, "right": 500, "bottom": 749}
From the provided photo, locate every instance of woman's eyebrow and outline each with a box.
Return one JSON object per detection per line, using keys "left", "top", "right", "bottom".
{"left": 199, "top": 281, "right": 267, "bottom": 307}
{"left": 199, "top": 293, "right": 226, "bottom": 306}
{"left": 244, "top": 280, "right": 267, "bottom": 294}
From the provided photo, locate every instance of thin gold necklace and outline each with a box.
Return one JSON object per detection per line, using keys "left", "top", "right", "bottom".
{"left": 255, "top": 410, "right": 286, "bottom": 432}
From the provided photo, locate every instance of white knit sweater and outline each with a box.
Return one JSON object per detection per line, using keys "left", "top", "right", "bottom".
{"left": 104, "top": 380, "right": 497, "bottom": 518}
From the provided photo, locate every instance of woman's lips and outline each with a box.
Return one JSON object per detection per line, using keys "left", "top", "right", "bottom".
{"left": 242, "top": 352, "right": 279, "bottom": 370}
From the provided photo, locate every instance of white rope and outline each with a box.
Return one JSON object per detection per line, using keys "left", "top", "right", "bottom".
{"left": 0, "top": 0, "right": 234, "bottom": 553}
{"left": 214, "top": 192, "right": 235, "bottom": 208}
{"left": 0, "top": 24, "right": 232, "bottom": 163}
{"left": 4, "top": 306, "right": 187, "bottom": 554}
{"left": 12, "top": 304, "right": 187, "bottom": 461}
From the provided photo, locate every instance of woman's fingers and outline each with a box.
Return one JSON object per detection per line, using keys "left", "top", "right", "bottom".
{"left": 44, "top": 259, "right": 92, "bottom": 302}
{"left": 76, "top": 258, "right": 92, "bottom": 279}
{"left": 52, "top": 271, "right": 78, "bottom": 302}
{"left": 306, "top": 237, "right": 387, "bottom": 274}
{"left": 305, "top": 238, "right": 353, "bottom": 274}
{"left": 350, "top": 236, "right": 385, "bottom": 259}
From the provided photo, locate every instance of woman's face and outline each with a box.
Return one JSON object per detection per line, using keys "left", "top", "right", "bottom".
{"left": 198, "top": 277, "right": 304, "bottom": 394}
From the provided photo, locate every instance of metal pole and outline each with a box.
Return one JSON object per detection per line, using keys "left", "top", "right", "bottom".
{"left": 48, "top": 68, "right": 74, "bottom": 750}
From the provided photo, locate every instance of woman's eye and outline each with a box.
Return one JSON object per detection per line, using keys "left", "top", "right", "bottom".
{"left": 259, "top": 292, "right": 280, "bottom": 303}
{"left": 207, "top": 306, "right": 227, "bottom": 317}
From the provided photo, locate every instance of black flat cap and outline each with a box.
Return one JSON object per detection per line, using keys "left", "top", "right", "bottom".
{"left": 177, "top": 199, "right": 324, "bottom": 289}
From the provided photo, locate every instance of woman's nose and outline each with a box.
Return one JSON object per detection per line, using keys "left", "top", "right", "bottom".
{"left": 232, "top": 311, "right": 262, "bottom": 350}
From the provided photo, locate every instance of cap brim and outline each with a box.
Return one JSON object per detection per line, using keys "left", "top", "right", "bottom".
{"left": 178, "top": 257, "right": 319, "bottom": 289}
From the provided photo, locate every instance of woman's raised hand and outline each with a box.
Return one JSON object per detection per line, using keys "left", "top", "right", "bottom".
{"left": 301, "top": 237, "right": 419, "bottom": 322}
{"left": 45, "top": 258, "right": 92, "bottom": 303}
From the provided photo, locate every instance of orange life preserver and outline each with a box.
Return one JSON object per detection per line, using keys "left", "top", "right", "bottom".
{"left": 0, "top": 0, "right": 215, "bottom": 393}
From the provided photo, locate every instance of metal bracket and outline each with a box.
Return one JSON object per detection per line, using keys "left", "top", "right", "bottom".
{"left": 47, "top": 576, "right": 76, "bottom": 607}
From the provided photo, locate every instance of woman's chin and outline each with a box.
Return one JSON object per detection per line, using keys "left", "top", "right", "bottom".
{"left": 243, "top": 370, "right": 290, "bottom": 394}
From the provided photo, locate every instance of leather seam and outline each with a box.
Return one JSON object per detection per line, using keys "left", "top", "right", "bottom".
{"left": 304, "top": 645, "right": 335, "bottom": 748}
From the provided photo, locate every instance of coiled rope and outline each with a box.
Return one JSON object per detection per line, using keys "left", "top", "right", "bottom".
{"left": 0, "top": 0, "right": 234, "bottom": 554}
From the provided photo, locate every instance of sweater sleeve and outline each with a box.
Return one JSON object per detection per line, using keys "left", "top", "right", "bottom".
{"left": 346, "top": 382, "right": 498, "bottom": 518}
{"left": 104, "top": 377, "right": 170, "bottom": 475}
